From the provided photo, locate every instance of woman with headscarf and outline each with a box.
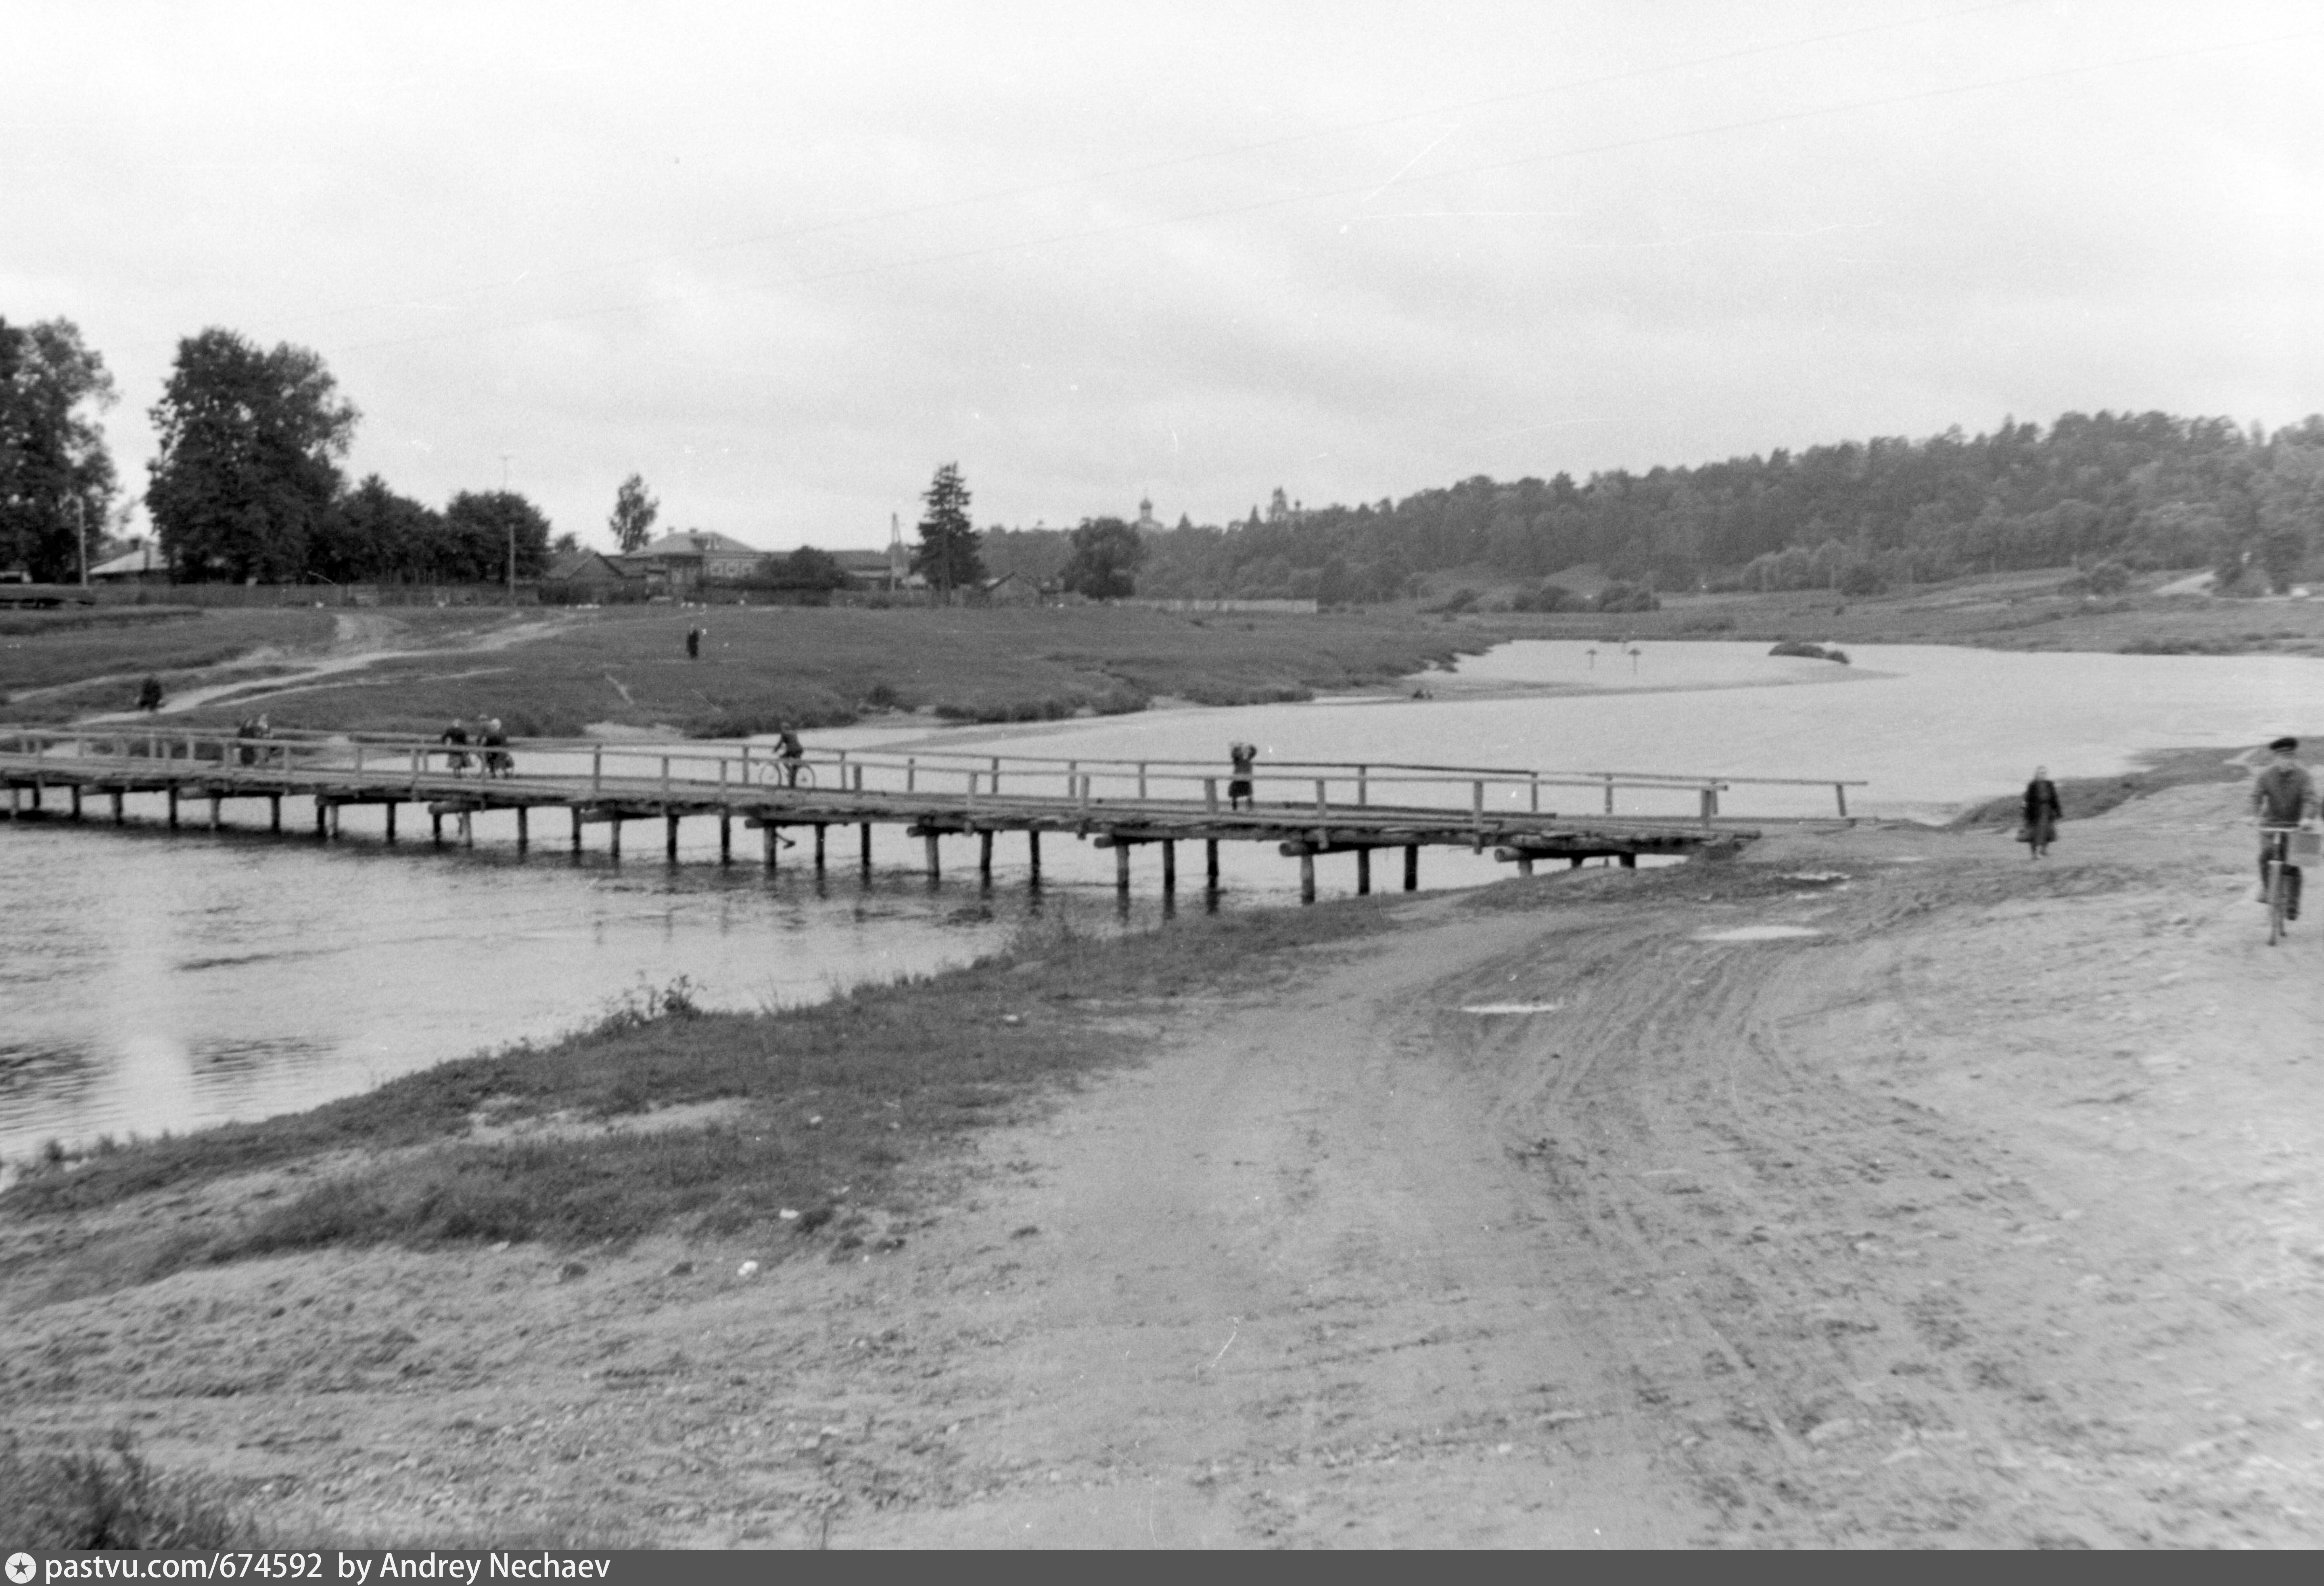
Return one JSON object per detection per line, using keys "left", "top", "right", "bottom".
{"left": 2021, "top": 766, "right": 2062, "bottom": 858}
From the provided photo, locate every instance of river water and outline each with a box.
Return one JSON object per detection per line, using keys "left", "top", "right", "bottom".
{"left": 4, "top": 640, "right": 2317, "bottom": 1162}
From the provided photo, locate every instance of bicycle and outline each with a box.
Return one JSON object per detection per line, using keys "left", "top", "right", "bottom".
{"left": 754, "top": 759, "right": 815, "bottom": 791}
{"left": 2260, "top": 824, "right": 2318, "bottom": 945}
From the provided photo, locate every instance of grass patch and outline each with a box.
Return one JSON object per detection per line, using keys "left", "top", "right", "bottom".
{"left": 1, "top": 609, "right": 339, "bottom": 710}
{"left": 138, "top": 605, "right": 1478, "bottom": 737}
{"left": 1, "top": 1430, "right": 260, "bottom": 1549}
{"left": 4, "top": 898, "right": 1396, "bottom": 1279}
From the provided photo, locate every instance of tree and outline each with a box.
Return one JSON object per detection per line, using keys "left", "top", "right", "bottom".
{"left": 310, "top": 474, "right": 443, "bottom": 583}
{"left": 609, "top": 473, "right": 658, "bottom": 553}
{"left": 1059, "top": 516, "right": 1146, "bottom": 599}
{"left": 146, "top": 328, "right": 357, "bottom": 582}
{"left": 766, "top": 545, "right": 849, "bottom": 591}
{"left": 444, "top": 490, "right": 552, "bottom": 583}
{"left": 911, "top": 462, "right": 982, "bottom": 601}
{"left": 0, "top": 316, "right": 117, "bottom": 582}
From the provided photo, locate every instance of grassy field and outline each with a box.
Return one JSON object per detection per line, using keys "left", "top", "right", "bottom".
{"left": 153, "top": 604, "right": 1482, "bottom": 737}
{"left": 7, "top": 570, "right": 2323, "bottom": 737}
{"left": 0, "top": 608, "right": 339, "bottom": 703}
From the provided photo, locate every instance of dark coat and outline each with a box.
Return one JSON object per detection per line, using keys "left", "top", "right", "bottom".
{"left": 2021, "top": 778, "right": 2062, "bottom": 845}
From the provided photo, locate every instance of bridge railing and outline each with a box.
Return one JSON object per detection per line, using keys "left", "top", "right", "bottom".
{"left": 1, "top": 724, "right": 1867, "bottom": 823}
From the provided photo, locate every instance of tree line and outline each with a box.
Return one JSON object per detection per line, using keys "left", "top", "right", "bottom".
{"left": 10, "top": 308, "right": 2319, "bottom": 598}
{"left": 995, "top": 413, "right": 2324, "bottom": 604}
{"left": 2, "top": 318, "right": 556, "bottom": 586}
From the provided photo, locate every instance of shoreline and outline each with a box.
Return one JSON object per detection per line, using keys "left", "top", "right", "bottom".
{"left": 5, "top": 767, "right": 2322, "bottom": 1544}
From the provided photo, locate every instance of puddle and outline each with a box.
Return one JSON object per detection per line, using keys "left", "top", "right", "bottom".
{"left": 1692, "top": 925, "right": 1826, "bottom": 942}
{"left": 1459, "top": 1002, "right": 1566, "bottom": 1014}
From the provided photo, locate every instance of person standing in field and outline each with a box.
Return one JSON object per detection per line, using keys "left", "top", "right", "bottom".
{"left": 1228, "top": 742, "right": 1257, "bottom": 811}
{"left": 2253, "top": 736, "right": 2318, "bottom": 919}
{"left": 2020, "top": 766, "right": 2062, "bottom": 858}
{"left": 685, "top": 625, "right": 702, "bottom": 659}
{"left": 136, "top": 675, "right": 164, "bottom": 712}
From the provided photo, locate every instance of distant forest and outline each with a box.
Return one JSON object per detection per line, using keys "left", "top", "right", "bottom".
{"left": 988, "top": 411, "right": 2324, "bottom": 605}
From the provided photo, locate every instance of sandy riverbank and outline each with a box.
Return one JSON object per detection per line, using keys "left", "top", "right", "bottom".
{"left": 4, "top": 776, "right": 2321, "bottom": 1547}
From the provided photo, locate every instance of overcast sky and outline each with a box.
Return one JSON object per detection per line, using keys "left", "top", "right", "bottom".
{"left": 6, "top": 1, "right": 2320, "bottom": 551}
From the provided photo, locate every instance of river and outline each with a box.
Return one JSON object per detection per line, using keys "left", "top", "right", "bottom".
{"left": 4, "top": 639, "right": 2317, "bottom": 1162}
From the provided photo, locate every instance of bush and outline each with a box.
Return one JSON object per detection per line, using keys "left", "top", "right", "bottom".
{"left": 1, "top": 1431, "right": 259, "bottom": 1550}
{"left": 1428, "top": 588, "right": 1480, "bottom": 614}
{"left": 1508, "top": 582, "right": 1577, "bottom": 613}
{"left": 1836, "top": 561, "right": 1887, "bottom": 596}
{"left": 1592, "top": 582, "right": 1660, "bottom": 613}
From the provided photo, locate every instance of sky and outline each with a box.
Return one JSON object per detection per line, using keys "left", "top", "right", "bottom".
{"left": 5, "top": 0, "right": 2321, "bottom": 552}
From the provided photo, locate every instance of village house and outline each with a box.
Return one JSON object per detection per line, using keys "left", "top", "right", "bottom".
{"left": 619, "top": 530, "right": 765, "bottom": 596}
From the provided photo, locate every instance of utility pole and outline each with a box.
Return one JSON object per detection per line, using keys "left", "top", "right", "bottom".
{"left": 501, "top": 453, "right": 516, "bottom": 606}
{"left": 74, "top": 496, "right": 88, "bottom": 588}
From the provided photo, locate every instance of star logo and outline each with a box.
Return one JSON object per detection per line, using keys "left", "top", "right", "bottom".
{"left": 6, "top": 1552, "right": 37, "bottom": 1585}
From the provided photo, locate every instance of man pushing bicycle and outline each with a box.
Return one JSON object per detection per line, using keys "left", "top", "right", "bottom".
{"left": 2254, "top": 736, "right": 2318, "bottom": 923}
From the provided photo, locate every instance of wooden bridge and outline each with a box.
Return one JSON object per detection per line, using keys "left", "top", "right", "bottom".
{"left": 0, "top": 724, "right": 1863, "bottom": 902}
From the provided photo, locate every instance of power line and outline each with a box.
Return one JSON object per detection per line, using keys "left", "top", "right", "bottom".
{"left": 345, "top": 23, "right": 2319, "bottom": 356}
{"left": 299, "top": 0, "right": 2032, "bottom": 331}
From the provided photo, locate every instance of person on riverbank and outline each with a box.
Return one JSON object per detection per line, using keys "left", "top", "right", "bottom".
{"left": 685, "top": 625, "right": 702, "bottom": 660}
{"left": 440, "top": 718, "right": 472, "bottom": 777}
{"left": 2253, "top": 737, "right": 2318, "bottom": 919}
{"left": 2020, "top": 766, "right": 2062, "bottom": 858}
{"left": 1228, "top": 742, "right": 1257, "bottom": 811}
{"left": 136, "top": 675, "right": 164, "bottom": 712}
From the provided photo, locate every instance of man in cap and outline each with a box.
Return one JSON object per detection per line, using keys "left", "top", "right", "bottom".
{"left": 2253, "top": 736, "right": 2318, "bottom": 920}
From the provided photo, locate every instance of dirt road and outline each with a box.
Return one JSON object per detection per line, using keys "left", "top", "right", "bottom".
{"left": 5, "top": 778, "right": 2320, "bottom": 1546}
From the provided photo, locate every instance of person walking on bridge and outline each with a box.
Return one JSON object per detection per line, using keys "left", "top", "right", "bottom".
{"left": 1228, "top": 742, "right": 1257, "bottom": 811}
{"left": 2253, "top": 736, "right": 2318, "bottom": 920}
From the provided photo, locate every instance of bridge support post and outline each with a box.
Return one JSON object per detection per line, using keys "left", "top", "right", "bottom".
{"left": 665, "top": 812, "right": 679, "bottom": 862}
{"left": 6, "top": 786, "right": 15, "bottom": 821}
{"left": 608, "top": 816, "right": 622, "bottom": 861}
{"left": 1355, "top": 847, "right": 1370, "bottom": 895}
{"left": 815, "top": 824, "right": 827, "bottom": 873}
{"left": 1618, "top": 852, "right": 1636, "bottom": 869}
{"left": 457, "top": 809, "right": 470, "bottom": 848}
{"left": 1299, "top": 849, "right": 1316, "bottom": 905}
{"left": 1027, "top": 829, "right": 1041, "bottom": 885}
{"left": 978, "top": 830, "right": 992, "bottom": 885}
{"left": 515, "top": 806, "right": 529, "bottom": 852}
{"left": 381, "top": 801, "right": 393, "bottom": 842}
{"left": 1115, "top": 842, "right": 1131, "bottom": 896}
{"left": 1404, "top": 845, "right": 1418, "bottom": 891}
{"left": 1517, "top": 856, "right": 1535, "bottom": 876}
{"left": 112, "top": 790, "right": 125, "bottom": 825}
{"left": 763, "top": 823, "right": 780, "bottom": 871}
{"left": 859, "top": 822, "right": 872, "bottom": 878}
{"left": 167, "top": 788, "right": 178, "bottom": 830}
{"left": 924, "top": 833, "right": 940, "bottom": 883}
{"left": 719, "top": 812, "right": 731, "bottom": 864}
{"left": 1571, "top": 857, "right": 1585, "bottom": 869}
{"left": 70, "top": 785, "right": 82, "bottom": 821}
{"left": 571, "top": 807, "right": 583, "bottom": 854}
{"left": 1162, "top": 839, "right": 1176, "bottom": 896}
{"left": 314, "top": 800, "right": 327, "bottom": 839}
{"left": 1206, "top": 839, "right": 1219, "bottom": 891}
{"left": 431, "top": 810, "right": 443, "bottom": 846}
{"left": 208, "top": 795, "right": 221, "bottom": 831}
